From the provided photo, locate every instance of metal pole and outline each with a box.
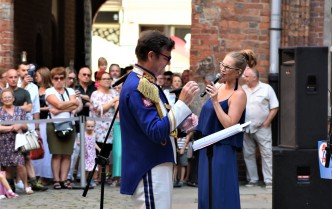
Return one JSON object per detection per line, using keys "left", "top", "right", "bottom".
{"left": 80, "top": 115, "right": 86, "bottom": 187}
{"left": 269, "top": 0, "right": 281, "bottom": 74}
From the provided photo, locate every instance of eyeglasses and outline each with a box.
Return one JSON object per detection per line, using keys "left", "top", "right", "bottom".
{"left": 165, "top": 77, "right": 172, "bottom": 81}
{"left": 2, "top": 96, "right": 13, "bottom": 100}
{"left": 82, "top": 73, "right": 91, "bottom": 77}
{"left": 101, "top": 78, "right": 111, "bottom": 81}
{"left": 154, "top": 51, "right": 171, "bottom": 62}
{"left": 53, "top": 76, "right": 65, "bottom": 81}
{"left": 68, "top": 77, "right": 76, "bottom": 80}
{"left": 219, "top": 62, "right": 240, "bottom": 71}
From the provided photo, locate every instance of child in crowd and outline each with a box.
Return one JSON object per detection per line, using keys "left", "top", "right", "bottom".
{"left": 0, "top": 171, "right": 18, "bottom": 199}
{"left": 84, "top": 120, "right": 100, "bottom": 187}
{"left": 173, "top": 136, "right": 189, "bottom": 188}
{"left": 95, "top": 57, "right": 108, "bottom": 88}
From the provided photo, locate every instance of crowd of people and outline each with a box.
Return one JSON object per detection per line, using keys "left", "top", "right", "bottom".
{"left": 0, "top": 30, "right": 278, "bottom": 209}
{"left": 0, "top": 57, "right": 132, "bottom": 198}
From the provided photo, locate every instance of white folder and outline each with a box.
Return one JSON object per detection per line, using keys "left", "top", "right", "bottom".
{"left": 192, "top": 121, "right": 251, "bottom": 151}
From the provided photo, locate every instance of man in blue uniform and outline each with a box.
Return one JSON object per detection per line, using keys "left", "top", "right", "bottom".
{"left": 119, "top": 30, "right": 199, "bottom": 209}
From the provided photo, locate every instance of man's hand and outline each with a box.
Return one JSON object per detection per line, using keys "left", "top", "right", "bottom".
{"left": 179, "top": 147, "right": 185, "bottom": 155}
{"left": 24, "top": 75, "right": 34, "bottom": 83}
{"left": 181, "top": 113, "right": 198, "bottom": 132}
{"left": 178, "top": 81, "right": 199, "bottom": 106}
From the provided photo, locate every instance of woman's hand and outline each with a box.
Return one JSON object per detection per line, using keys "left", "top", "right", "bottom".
{"left": 12, "top": 124, "right": 23, "bottom": 132}
{"left": 49, "top": 107, "right": 60, "bottom": 115}
{"left": 114, "top": 96, "right": 119, "bottom": 102}
{"left": 206, "top": 82, "right": 218, "bottom": 101}
{"left": 74, "top": 90, "right": 81, "bottom": 97}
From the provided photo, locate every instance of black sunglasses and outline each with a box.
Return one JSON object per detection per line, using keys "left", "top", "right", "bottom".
{"left": 154, "top": 51, "right": 171, "bottom": 62}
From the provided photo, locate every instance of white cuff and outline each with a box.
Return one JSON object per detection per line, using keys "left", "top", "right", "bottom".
{"left": 167, "top": 100, "right": 191, "bottom": 132}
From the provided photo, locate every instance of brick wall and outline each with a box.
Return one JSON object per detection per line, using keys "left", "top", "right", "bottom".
{"left": 64, "top": 0, "right": 76, "bottom": 67}
{"left": 191, "top": 0, "right": 326, "bottom": 182}
{"left": 191, "top": 0, "right": 271, "bottom": 83}
{"left": 0, "top": 0, "right": 14, "bottom": 69}
{"left": 14, "top": 1, "right": 52, "bottom": 67}
{"left": 13, "top": 0, "right": 77, "bottom": 68}
{"left": 281, "top": 0, "right": 325, "bottom": 47}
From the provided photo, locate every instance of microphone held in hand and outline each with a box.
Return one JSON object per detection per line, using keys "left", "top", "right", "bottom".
{"left": 200, "top": 73, "right": 222, "bottom": 97}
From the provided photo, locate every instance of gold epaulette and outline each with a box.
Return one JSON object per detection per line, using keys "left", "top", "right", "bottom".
{"left": 170, "top": 129, "right": 178, "bottom": 138}
{"left": 137, "top": 74, "right": 160, "bottom": 104}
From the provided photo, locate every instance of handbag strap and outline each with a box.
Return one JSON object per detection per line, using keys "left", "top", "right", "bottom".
{"left": 49, "top": 88, "right": 71, "bottom": 119}
{"left": 60, "top": 88, "right": 70, "bottom": 101}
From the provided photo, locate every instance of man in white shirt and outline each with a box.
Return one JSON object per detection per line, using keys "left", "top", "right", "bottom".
{"left": 17, "top": 63, "right": 47, "bottom": 191}
{"left": 242, "top": 67, "right": 279, "bottom": 189}
{"left": 163, "top": 71, "right": 176, "bottom": 106}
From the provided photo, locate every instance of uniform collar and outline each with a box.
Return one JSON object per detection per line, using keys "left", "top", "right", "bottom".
{"left": 134, "top": 64, "right": 156, "bottom": 83}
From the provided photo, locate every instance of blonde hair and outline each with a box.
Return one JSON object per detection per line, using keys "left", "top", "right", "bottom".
{"left": 228, "top": 49, "right": 257, "bottom": 74}
{"left": 36, "top": 67, "right": 52, "bottom": 88}
{"left": 98, "top": 57, "right": 108, "bottom": 67}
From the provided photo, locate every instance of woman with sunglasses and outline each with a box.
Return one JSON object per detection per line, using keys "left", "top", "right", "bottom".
{"left": 196, "top": 49, "right": 257, "bottom": 209}
{"left": 45, "top": 67, "right": 79, "bottom": 189}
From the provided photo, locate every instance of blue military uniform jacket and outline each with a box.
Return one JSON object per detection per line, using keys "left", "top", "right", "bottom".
{"left": 119, "top": 65, "right": 192, "bottom": 195}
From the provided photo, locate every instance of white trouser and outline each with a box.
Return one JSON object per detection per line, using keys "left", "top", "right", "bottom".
{"left": 132, "top": 162, "right": 173, "bottom": 209}
{"left": 243, "top": 127, "right": 273, "bottom": 184}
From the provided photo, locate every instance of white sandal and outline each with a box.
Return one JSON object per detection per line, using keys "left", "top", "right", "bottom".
{"left": 25, "top": 187, "right": 34, "bottom": 195}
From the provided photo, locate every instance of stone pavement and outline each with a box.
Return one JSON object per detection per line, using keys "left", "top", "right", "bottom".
{"left": 0, "top": 184, "right": 271, "bottom": 209}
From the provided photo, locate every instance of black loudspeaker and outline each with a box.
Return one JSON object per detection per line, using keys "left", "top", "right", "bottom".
{"left": 279, "top": 47, "right": 328, "bottom": 149}
{"left": 273, "top": 148, "right": 332, "bottom": 209}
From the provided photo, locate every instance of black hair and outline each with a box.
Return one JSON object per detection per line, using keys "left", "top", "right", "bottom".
{"left": 135, "top": 30, "right": 175, "bottom": 62}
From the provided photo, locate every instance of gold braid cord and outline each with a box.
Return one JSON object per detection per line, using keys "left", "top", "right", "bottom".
{"left": 137, "top": 76, "right": 160, "bottom": 104}
{"left": 137, "top": 74, "right": 178, "bottom": 146}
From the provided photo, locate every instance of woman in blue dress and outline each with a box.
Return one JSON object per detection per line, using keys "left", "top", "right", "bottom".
{"left": 197, "top": 49, "right": 257, "bottom": 209}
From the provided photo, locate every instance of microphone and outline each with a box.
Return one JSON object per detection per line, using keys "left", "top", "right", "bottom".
{"left": 200, "top": 73, "right": 222, "bottom": 97}
{"left": 170, "top": 87, "right": 182, "bottom": 94}
{"left": 112, "top": 71, "right": 131, "bottom": 87}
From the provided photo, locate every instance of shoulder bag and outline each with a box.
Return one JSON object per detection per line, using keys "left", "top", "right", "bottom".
{"left": 50, "top": 88, "right": 74, "bottom": 139}
{"left": 15, "top": 130, "right": 40, "bottom": 152}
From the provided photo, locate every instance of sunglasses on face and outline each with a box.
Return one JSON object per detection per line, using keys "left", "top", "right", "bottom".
{"left": 153, "top": 51, "right": 171, "bottom": 62}
{"left": 53, "top": 76, "right": 65, "bottom": 81}
{"left": 82, "top": 73, "right": 91, "bottom": 77}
